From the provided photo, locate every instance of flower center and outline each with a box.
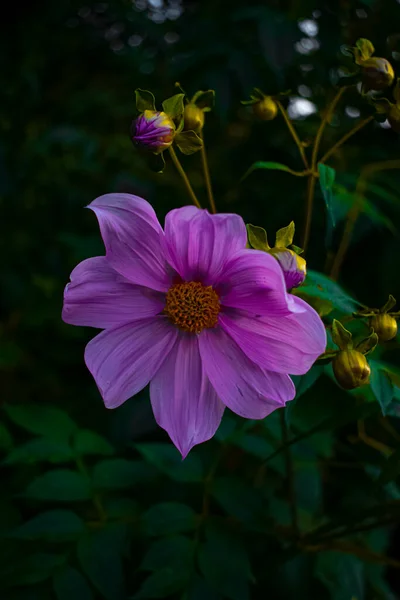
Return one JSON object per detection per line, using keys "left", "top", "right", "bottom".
{"left": 164, "top": 281, "right": 220, "bottom": 334}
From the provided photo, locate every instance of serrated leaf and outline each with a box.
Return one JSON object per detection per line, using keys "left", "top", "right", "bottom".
{"left": 3, "top": 404, "right": 77, "bottom": 441}
{"left": 77, "top": 524, "right": 126, "bottom": 600}
{"left": 370, "top": 361, "right": 394, "bottom": 416}
{"left": 73, "top": 430, "right": 114, "bottom": 457}
{"left": 53, "top": 565, "right": 94, "bottom": 600}
{"left": 4, "top": 438, "right": 73, "bottom": 465}
{"left": 135, "top": 443, "right": 203, "bottom": 482}
{"left": 24, "top": 469, "right": 91, "bottom": 501}
{"left": 175, "top": 130, "right": 203, "bottom": 155}
{"left": 318, "top": 163, "right": 336, "bottom": 246}
{"left": 241, "top": 161, "right": 295, "bottom": 181}
{"left": 162, "top": 93, "right": 185, "bottom": 122}
{"left": 275, "top": 221, "right": 295, "bottom": 248}
{"left": 93, "top": 459, "right": 154, "bottom": 490}
{"left": 246, "top": 224, "right": 270, "bottom": 251}
{"left": 141, "top": 502, "right": 196, "bottom": 536}
{"left": 135, "top": 89, "right": 156, "bottom": 112}
{"left": 9, "top": 510, "right": 84, "bottom": 541}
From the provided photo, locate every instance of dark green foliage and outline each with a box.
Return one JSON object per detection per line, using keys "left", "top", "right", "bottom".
{"left": 2, "top": 0, "right": 400, "bottom": 598}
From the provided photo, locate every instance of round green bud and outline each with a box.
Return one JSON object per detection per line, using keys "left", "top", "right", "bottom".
{"left": 361, "top": 57, "right": 395, "bottom": 91}
{"left": 252, "top": 97, "right": 278, "bottom": 121}
{"left": 183, "top": 104, "right": 205, "bottom": 132}
{"left": 332, "top": 350, "right": 371, "bottom": 390}
{"left": 370, "top": 313, "right": 398, "bottom": 342}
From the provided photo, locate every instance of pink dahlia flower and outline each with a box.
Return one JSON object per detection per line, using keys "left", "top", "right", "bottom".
{"left": 63, "top": 194, "right": 326, "bottom": 457}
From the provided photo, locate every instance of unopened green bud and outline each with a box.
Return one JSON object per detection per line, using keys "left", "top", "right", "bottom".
{"left": 183, "top": 104, "right": 205, "bottom": 132}
{"left": 332, "top": 349, "right": 371, "bottom": 390}
{"left": 370, "top": 313, "right": 398, "bottom": 342}
{"left": 252, "top": 97, "right": 278, "bottom": 121}
{"left": 362, "top": 57, "right": 395, "bottom": 91}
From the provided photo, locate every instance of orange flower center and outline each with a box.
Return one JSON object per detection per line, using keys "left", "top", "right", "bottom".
{"left": 164, "top": 281, "right": 220, "bottom": 334}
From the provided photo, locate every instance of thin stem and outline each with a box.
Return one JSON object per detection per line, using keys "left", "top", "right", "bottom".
{"left": 302, "top": 87, "right": 346, "bottom": 251}
{"left": 199, "top": 131, "right": 216, "bottom": 213}
{"left": 356, "top": 419, "right": 393, "bottom": 456}
{"left": 279, "top": 408, "right": 299, "bottom": 537}
{"left": 276, "top": 100, "right": 309, "bottom": 169}
{"left": 320, "top": 115, "right": 374, "bottom": 164}
{"left": 330, "top": 159, "right": 400, "bottom": 280}
{"left": 168, "top": 146, "right": 202, "bottom": 209}
{"left": 301, "top": 539, "right": 400, "bottom": 568}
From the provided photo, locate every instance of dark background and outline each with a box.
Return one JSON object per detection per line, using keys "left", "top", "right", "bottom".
{"left": 2, "top": 0, "right": 400, "bottom": 598}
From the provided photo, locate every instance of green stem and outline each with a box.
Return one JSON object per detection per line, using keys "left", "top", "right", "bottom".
{"left": 199, "top": 131, "right": 217, "bottom": 213}
{"left": 168, "top": 146, "right": 202, "bottom": 209}
{"left": 276, "top": 101, "right": 309, "bottom": 169}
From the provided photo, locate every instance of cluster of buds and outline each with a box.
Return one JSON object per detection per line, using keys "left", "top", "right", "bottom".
{"left": 323, "top": 320, "right": 378, "bottom": 390}
{"left": 346, "top": 38, "right": 395, "bottom": 93}
{"left": 130, "top": 88, "right": 214, "bottom": 172}
{"left": 354, "top": 295, "right": 399, "bottom": 342}
{"left": 241, "top": 88, "right": 278, "bottom": 121}
{"left": 247, "top": 221, "right": 306, "bottom": 290}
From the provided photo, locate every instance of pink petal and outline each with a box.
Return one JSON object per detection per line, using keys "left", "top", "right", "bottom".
{"left": 219, "top": 295, "right": 326, "bottom": 375}
{"left": 62, "top": 257, "right": 165, "bottom": 328}
{"left": 199, "top": 327, "right": 295, "bottom": 419}
{"left": 84, "top": 317, "right": 178, "bottom": 409}
{"left": 216, "top": 249, "right": 304, "bottom": 316}
{"left": 89, "top": 193, "right": 172, "bottom": 292}
{"left": 150, "top": 334, "right": 225, "bottom": 457}
{"left": 163, "top": 207, "right": 247, "bottom": 284}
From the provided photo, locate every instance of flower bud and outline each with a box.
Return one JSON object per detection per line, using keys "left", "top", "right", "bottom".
{"left": 332, "top": 349, "right": 371, "bottom": 390}
{"left": 388, "top": 105, "right": 400, "bottom": 133}
{"left": 270, "top": 248, "right": 306, "bottom": 290}
{"left": 370, "top": 313, "right": 398, "bottom": 342}
{"left": 131, "top": 110, "right": 175, "bottom": 154}
{"left": 252, "top": 97, "right": 278, "bottom": 121}
{"left": 361, "top": 57, "right": 395, "bottom": 91}
{"left": 183, "top": 104, "right": 205, "bottom": 132}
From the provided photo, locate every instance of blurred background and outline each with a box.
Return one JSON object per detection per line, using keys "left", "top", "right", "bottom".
{"left": 2, "top": 0, "right": 400, "bottom": 598}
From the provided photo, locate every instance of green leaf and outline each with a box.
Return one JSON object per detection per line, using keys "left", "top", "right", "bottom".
{"left": 332, "top": 319, "right": 353, "bottom": 350}
{"left": 141, "top": 502, "right": 196, "bottom": 536}
{"left": 192, "top": 89, "right": 215, "bottom": 110}
{"left": 135, "top": 443, "right": 203, "bottom": 482}
{"left": 370, "top": 361, "right": 394, "bottom": 416}
{"left": 175, "top": 130, "right": 203, "bottom": 155}
{"left": 241, "top": 161, "right": 294, "bottom": 181}
{"left": 77, "top": 524, "right": 126, "bottom": 600}
{"left": 3, "top": 404, "right": 77, "bottom": 441}
{"left": 199, "top": 524, "right": 252, "bottom": 600}
{"left": 246, "top": 224, "right": 270, "bottom": 251}
{"left": 135, "top": 89, "right": 156, "bottom": 112}
{"left": 24, "top": 469, "right": 91, "bottom": 501}
{"left": 0, "top": 422, "right": 13, "bottom": 451}
{"left": 134, "top": 568, "right": 189, "bottom": 599}
{"left": 318, "top": 163, "right": 336, "bottom": 246}
{"left": 53, "top": 565, "right": 94, "bottom": 600}
{"left": 93, "top": 459, "right": 155, "bottom": 490}
{"left": 147, "top": 152, "right": 166, "bottom": 173}
{"left": 378, "top": 448, "right": 400, "bottom": 485}
{"left": 140, "top": 535, "right": 194, "bottom": 572}
{"left": 104, "top": 497, "right": 138, "bottom": 520}
{"left": 275, "top": 221, "right": 295, "bottom": 248}
{"left": 162, "top": 93, "right": 185, "bottom": 122}
{"left": 9, "top": 510, "right": 84, "bottom": 541}
{"left": 73, "top": 430, "right": 114, "bottom": 457}
{"left": 315, "top": 552, "right": 365, "bottom": 600}
{"left": 4, "top": 438, "right": 73, "bottom": 465}
{"left": 0, "top": 553, "right": 66, "bottom": 587}
{"left": 299, "top": 270, "right": 360, "bottom": 313}
{"left": 211, "top": 476, "right": 265, "bottom": 523}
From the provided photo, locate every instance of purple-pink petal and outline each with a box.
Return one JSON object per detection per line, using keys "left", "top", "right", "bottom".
{"left": 84, "top": 317, "right": 178, "bottom": 409}
{"left": 199, "top": 327, "right": 295, "bottom": 419}
{"left": 219, "top": 295, "right": 326, "bottom": 375}
{"left": 150, "top": 334, "right": 225, "bottom": 457}
{"left": 88, "top": 194, "right": 172, "bottom": 292}
{"left": 216, "top": 249, "right": 304, "bottom": 316}
{"left": 163, "top": 207, "right": 247, "bottom": 284}
{"left": 62, "top": 257, "right": 165, "bottom": 329}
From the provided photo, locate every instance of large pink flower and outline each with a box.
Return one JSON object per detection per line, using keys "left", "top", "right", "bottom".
{"left": 63, "top": 194, "right": 326, "bottom": 457}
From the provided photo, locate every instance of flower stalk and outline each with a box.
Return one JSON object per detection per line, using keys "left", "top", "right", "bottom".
{"left": 168, "top": 146, "right": 202, "bottom": 209}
